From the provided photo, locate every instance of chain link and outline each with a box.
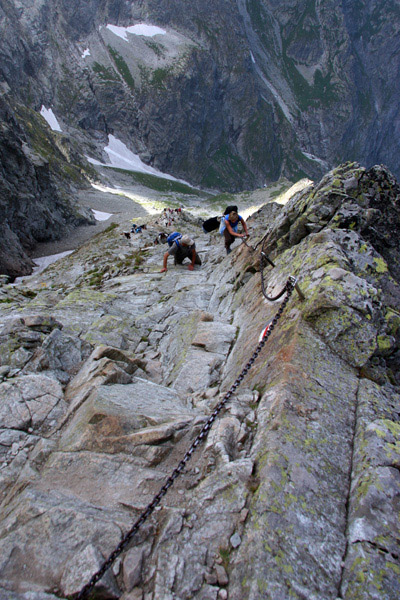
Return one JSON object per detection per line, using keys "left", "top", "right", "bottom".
{"left": 239, "top": 232, "right": 289, "bottom": 302}
{"left": 73, "top": 278, "right": 295, "bottom": 600}
{"left": 240, "top": 235, "right": 256, "bottom": 251}
{"left": 259, "top": 236, "right": 289, "bottom": 301}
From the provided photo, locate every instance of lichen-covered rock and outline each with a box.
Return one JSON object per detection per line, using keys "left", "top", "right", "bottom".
{"left": 0, "top": 163, "right": 399, "bottom": 599}
{"left": 341, "top": 379, "right": 400, "bottom": 600}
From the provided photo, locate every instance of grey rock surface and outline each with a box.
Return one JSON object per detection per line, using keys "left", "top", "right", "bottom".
{"left": 0, "top": 163, "right": 399, "bottom": 599}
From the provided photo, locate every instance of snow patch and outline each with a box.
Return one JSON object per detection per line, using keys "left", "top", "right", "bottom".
{"left": 92, "top": 210, "right": 112, "bottom": 221}
{"left": 40, "top": 106, "right": 62, "bottom": 132}
{"left": 86, "top": 156, "right": 104, "bottom": 166}
{"left": 81, "top": 48, "right": 90, "bottom": 58}
{"left": 13, "top": 251, "right": 74, "bottom": 284}
{"left": 105, "top": 23, "right": 166, "bottom": 42}
{"left": 86, "top": 134, "right": 190, "bottom": 186}
{"left": 104, "top": 134, "right": 164, "bottom": 175}
{"left": 129, "top": 24, "right": 166, "bottom": 37}
{"left": 33, "top": 251, "right": 74, "bottom": 273}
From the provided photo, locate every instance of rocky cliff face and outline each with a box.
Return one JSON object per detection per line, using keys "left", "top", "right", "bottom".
{"left": 0, "top": 90, "right": 95, "bottom": 280}
{"left": 0, "top": 0, "right": 398, "bottom": 192}
{"left": 0, "top": 163, "right": 399, "bottom": 599}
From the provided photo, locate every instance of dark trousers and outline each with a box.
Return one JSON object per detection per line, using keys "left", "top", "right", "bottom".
{"left": 175, "top": 249, "right": 202, "bottom": 265}
{"left": 223, "top": 229, "right": 235, "bottom": 249}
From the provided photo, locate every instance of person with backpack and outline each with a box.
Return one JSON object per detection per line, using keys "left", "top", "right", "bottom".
{"left": 219, "top": 210, "right": 249, "bottom": 254}
{"left": 160, "top": 233, "right": 202, "bottom": 272}
{"left": 201, "top": 205, "right": 238, "bottom": 234}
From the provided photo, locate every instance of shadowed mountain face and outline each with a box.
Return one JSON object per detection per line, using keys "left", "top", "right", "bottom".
{"left": 0, "top": 0, "right": 399, "bottom": 191}
{"left": 0, "top": 94, "right": 95, "bottom": 280}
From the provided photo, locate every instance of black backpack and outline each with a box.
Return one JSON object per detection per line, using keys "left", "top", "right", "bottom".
{"left": 202, "top": 217, "right": 220, "bottom": 232}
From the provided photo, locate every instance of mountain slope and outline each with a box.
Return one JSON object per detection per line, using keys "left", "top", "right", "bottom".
{"left": 0, "top": 162, "right": 399, "bottom": 599}
{"left": 0, "top": 0, "right": 398, "bottom": 191}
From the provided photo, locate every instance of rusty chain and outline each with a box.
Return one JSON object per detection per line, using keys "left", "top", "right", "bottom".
{"left": 73, "top": 276, "right": 296, "bottom": 600}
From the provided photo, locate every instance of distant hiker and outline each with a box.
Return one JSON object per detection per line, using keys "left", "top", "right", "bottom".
{"left": 202, "top": 205, "right": 239, "bottom": 234}
{"left": 154, "top": 232, "right": 168, "bottom": 245}
{"left": 160, "top": 233, "right": 202, "bottom": 272}
{"left": 219, "top": 210, "right": 249, "bottom": 254}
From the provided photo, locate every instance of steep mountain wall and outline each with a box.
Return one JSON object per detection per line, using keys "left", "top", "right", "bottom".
{"left": 0, "top": 163, "right": 399, "bottom": 599}
{"left": 0, "top": 0, "right": 398, "bottom": 191}
{"left": 0, "top": 91, "right": 95, "bottom": 279}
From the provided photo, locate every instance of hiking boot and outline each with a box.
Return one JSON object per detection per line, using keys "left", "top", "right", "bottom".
{"left": 226, "top": 247, "right": 232, "bottom": 255}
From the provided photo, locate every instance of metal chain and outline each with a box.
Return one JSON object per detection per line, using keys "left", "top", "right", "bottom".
{"left": 260, "top": 261, "right": 288, "bottom": 301}
{"left": 240, "top": 235, "right": 256, "bottom": 251}
{"left": 239, "top": 233, "right": 286, "bottom": 300}
{"left": 73, "top": 277, "right": 296, "bottom": 600}
{"left": 260, "top": 235, "right": 288, "bottom": 301}
{"left": 250, "top": 229, "right": 273, "bottom": 253}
